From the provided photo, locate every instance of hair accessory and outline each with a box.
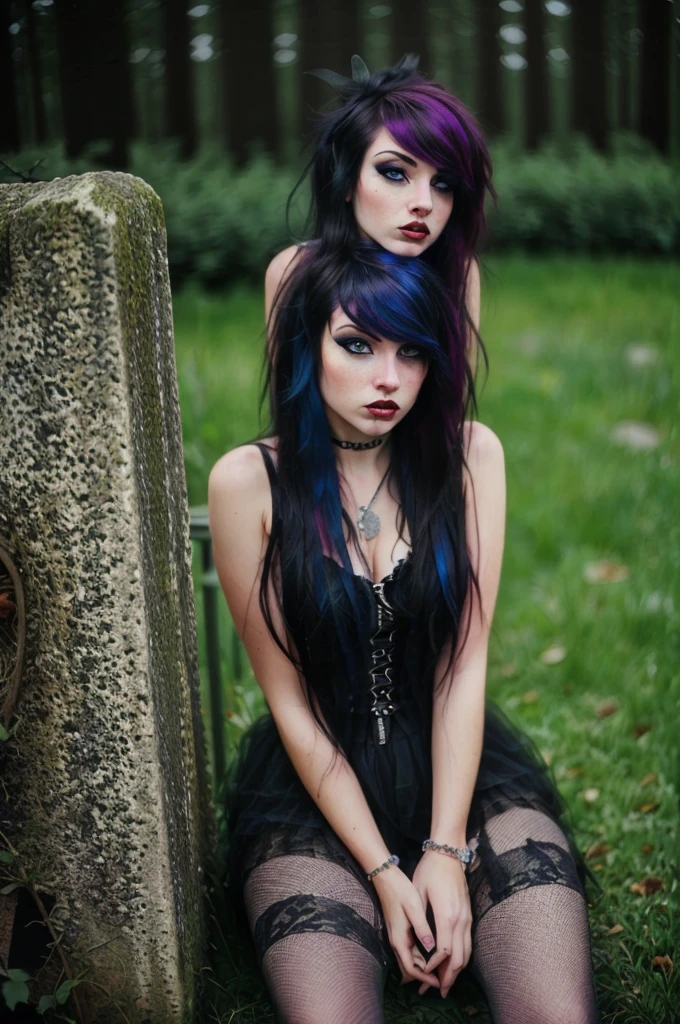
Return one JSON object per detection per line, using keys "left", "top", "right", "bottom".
{"left": 367, "top": 853, "right": 400, "bottom": 881}
{"left": 331, "top": 436, "right": 383, "bottom": 451}
{"left": 422, "top": 839, "right": 474, "bottom": 869}
{"left": 307, "top": 53, "right": 421, "bottom": 101}
{"left": 357, "top": 466, "right": 390, "bottom": 541}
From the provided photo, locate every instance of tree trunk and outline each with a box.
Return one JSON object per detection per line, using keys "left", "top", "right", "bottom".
{"left": 616, "top": 0, "right": 633, "bottom": 131}
{"left": 524, "top": 0, "right": 550, "bottom": 149}
{"left": 1, "top": 0, "right": 22, "bottom": 151}
{"left": 220, "top": 0, "right": 278, "bottom": 164}
{"left": 54, "top": 0, "right": 89, "bottom": 159}
{"left": 571, "top": 0, "right": 607, "bottom": 149}
{"left": 476, "top": 0, "right": 503, "bottom": 136}
{"left": 55, "top": 0, "right": 133, "bottom": 167}
{"left": 25, "top": 0, "right": 47, "bottom": 144}
{"left": 391, "top": 0, "right": 430, "bottom": 75}
{"left": 162, "top": 0, "right": 196, "bottom": 159}
{"left": 299, "top": 0, "right": 362, "bottom": 133}
{"left": 91, "top": 2, "right": 134, "bottom": 168}
{"left": 639, "top": 0, "right": 671, "bottom": 154}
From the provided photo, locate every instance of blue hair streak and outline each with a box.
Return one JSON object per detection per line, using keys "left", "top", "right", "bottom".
{"left": 260, "top": 242, "right": 479, "bottom": 752}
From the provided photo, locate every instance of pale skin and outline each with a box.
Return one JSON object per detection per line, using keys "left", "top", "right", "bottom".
{"left": 208, "top": 311, "right": 506, "bottom": 1001}
{"left": 264, "top": 126, "right": 481, "bottom": 338}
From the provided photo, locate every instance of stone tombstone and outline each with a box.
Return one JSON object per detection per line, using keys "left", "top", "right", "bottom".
{"left": 0, "top": 174, "right": 212, "bottom": 1021}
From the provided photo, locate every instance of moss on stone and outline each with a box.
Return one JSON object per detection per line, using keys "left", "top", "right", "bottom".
{"left": 0, "top": 174, "right": 211, "bottom": 1022}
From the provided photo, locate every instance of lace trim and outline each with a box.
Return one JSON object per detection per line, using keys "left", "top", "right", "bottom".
{"left": 254, "top": 894, "right": 389, "bottom": 969}
{"left": 468, "top": 837, "right": 585, "bottom": 928}
{"left": 241, "top": 825, "right": 364, "bottom": 883}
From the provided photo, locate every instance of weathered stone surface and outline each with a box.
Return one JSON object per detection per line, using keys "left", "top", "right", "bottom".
{"left": 0, "top": 174, "right": 211, "bottom": 1021}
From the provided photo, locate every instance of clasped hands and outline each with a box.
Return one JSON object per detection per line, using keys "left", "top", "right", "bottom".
{"left": 372, "top": 850, "right": 472, "bottom": 999}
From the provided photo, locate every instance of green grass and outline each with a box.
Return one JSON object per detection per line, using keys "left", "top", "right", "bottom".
{"left": 175, "top": 256, "right": 680, "bottom": 1023}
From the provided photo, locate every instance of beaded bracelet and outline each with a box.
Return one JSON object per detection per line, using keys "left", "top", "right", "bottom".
{"left": 366, "top": 853, "right": 400, "bottom": 881}
{"left": 422, "top": 839, "right": 474, "bottom": 869}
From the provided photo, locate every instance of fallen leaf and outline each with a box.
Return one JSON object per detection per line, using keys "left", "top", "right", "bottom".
{"left": 567, "top": 766, "right": 584, "bottom": 778}
{"left": 584, "top": 561, "right": 629, "bottom": 584}
{"left": 610, "top": 421, "right": 660, "bottom": 451}
{"left": 633, "top": 723, "right": 651, "bottom": 739}
{"left": 540, "top": 644, "right": 567, "bottom": 666}
{"left": 593, "top": 864, "right": 604, "bottom": 872}
{"left": 630, "top": 875, "right": 664, "bottom": 896}
{"left": 522, "top": 690, "right": 539, "bottom": 704}
{"left": 638, "top": 801, "right": 659, "bottom": 814}
{"left": 639, "top": 773, "right": 657, "bottom": 787}
{"left": 586, "top": 841, "right": 611, "bottom": 861}
{"left": 462, "top": 1007, "right": 481, "bottom": 1017}
{"left": 651, "top": 955, "right": 673, "bottom": 977}
{"left": 540, "top": 749, "right": 553, "bottom": 766}
{"left": 640, "top": 843, "right": 653, "bottom": 855}
{"left": 606, "top": 924, "right": 624, "bottom": 936}
{"left": 582, "top": 788, "right": 600, "bottom": 804}
{"left": 500, "top": 662, "right": 517, "bottom": 678}
{"left": 632, "top": 986, "right": 641, "bottom": 996}
{"left": 595, "top": 701, "right": 619, "bottom": 718}
{"left": 625, "top": 344, "right": 658, "bottom": 368}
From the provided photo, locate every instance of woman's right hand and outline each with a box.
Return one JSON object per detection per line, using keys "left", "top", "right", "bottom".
{"left": 372, "top": 867, "right": 440, "bottom": 990}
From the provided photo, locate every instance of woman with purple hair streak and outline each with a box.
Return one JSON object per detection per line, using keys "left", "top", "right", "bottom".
{"left": 209, "top": 242, "right": 600, "bottom": 1018}
{"left": 265, "top": 55, "right": 491, "bottom": 364}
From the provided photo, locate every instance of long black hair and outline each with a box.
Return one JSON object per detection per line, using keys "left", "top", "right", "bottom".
{"left": 260, "top": 242, "right": 479, "bottom": 749}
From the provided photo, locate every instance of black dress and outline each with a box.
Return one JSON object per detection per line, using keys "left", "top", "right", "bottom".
{"left": 225, "top": 444, "right": 600, "bottom": 1024}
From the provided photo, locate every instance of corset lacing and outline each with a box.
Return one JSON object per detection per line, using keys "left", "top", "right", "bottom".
{"left": 368, "top": 565, "right": 402, "bottom": 746}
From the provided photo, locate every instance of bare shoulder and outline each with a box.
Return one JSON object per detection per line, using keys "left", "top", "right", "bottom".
{"left": 265, "top": 245, "right": 304, "bottom": 299}
{"left": 464, "top": 257, "right": 481, "bottom": 333}
{"left": 464, "top": 255, "right": 480, "bottom": 289}
{"left": 208, "top": 440, "right": 277, "bottom": 516}
{"left": 463, "top": 423, "right": 506, "bottom": 571}
{"left": 464, "top": 421, "right": 503, "bottom": 464}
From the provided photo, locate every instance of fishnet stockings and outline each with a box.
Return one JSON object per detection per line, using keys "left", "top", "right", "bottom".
{"left": 244, "top": 853, "right": 386, "bottom": 1024}
{"left": 468, "top": 808, "right": 600, "bottom": 1023}
{"left": 241, "top": 809, "right": 599, "bottom": 1023}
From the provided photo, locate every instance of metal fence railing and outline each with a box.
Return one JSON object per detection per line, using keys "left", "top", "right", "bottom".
{"left": 189, "top": 506, "right": 227, "bottom": 781}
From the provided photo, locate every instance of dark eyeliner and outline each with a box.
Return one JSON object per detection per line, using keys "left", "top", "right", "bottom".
{"left": 375, "top": 162, "right": 407, "bottom": 181}
{"left": 333, "top": 334, "right": 373, "bottom": 354}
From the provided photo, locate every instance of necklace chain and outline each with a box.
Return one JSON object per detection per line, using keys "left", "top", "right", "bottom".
{"left": 357, "top": 466, "right": 390, "bottom": 540}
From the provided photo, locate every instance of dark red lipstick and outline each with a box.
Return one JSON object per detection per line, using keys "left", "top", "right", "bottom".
{"left": 399, "top": 221, "right": 430, "bottom": 241}
{"left": 366, "top": 400, "right": 399, "bottom": 420}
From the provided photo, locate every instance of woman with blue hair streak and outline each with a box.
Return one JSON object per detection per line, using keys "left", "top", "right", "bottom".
{"left": 208, "top": 244, "right": 599, "bottom": 1023}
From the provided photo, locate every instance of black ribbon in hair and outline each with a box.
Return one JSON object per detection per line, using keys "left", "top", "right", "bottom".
{"left": 306, "top": 53, "right": 421, "bottom": 101}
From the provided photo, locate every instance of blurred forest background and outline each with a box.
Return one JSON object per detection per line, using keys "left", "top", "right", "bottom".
{"left": 2, "top": 0, "right": 678, "bottom": 161}
{"left": 1, "top": 0, "right": 680, "bottom": 285}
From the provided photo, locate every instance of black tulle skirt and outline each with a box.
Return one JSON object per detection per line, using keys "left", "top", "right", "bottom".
{"left": 225, "top": 698, "right": 590, "bottom": 931}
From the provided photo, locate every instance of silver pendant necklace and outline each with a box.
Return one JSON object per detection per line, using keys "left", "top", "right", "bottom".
{"left": 357, "top": 467, "right": 390, "bottom": 541}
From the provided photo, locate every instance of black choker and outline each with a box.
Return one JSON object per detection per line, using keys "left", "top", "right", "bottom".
{"left": 332, "top": 436, "right": 383, "bottom": 451}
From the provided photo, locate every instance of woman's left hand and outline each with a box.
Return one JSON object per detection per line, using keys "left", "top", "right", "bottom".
{"left": 411, "top": 850, "right": 472, "bottom": 999}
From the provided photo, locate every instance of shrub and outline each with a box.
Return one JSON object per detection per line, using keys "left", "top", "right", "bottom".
{"left": 2, "top": 137, "right": 678, "bottom": 286}
{"left": 489, "top": 137, "right": 680, "bottom": 255}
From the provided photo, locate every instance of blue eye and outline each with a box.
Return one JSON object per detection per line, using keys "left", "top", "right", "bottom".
{"left": 376, "top": 164, "right": 407, "bottom": 183}
{"left": 400, "top": 345, "right": 427, "bottom": 360}
{"left": 336, "top": 336, "right": 372, "bottom": 355}
{"left": 433, "top": 176, "right": 454, "bottom": 193}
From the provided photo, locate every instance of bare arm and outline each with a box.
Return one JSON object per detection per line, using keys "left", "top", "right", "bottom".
{"left": 430, "top": 421, "right": 505, "bottom": 846}
{"left": 208, "top": 445, "right": 439, "bottom": 986}
{"left": 413, "top": 421, "right": 506, "bottom": 996}
{"left": 264, "top": 245, "right": 303, "bottom": 325}
{"left": 465, "top": 257, "right": 482, "bottom": 362}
